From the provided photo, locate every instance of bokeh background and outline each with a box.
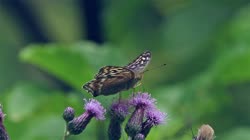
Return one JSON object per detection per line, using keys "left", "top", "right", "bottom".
{"left": 1, "top": 0, "right": 250, "bottom": 140}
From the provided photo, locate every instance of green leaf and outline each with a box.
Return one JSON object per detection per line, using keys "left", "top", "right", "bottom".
{"left": 4, "top": 82, "right": 84, "bottom": 139}
{"left": 212, "top": 5, "right": 250, "bottom": 86}
{"left": 220, "top": 127, "right": 250, "bottom": 140}
{"left": 19, "top": 42, "right": 127, "bottom": 89}
{"left": 6, "top": 83, "right": 49, "bottom": 122}
{"left": 20, "top": 116, "right": 64, "bottom": 140}
{"left": 212, "top": 47, "right": 250, "bottom": 86}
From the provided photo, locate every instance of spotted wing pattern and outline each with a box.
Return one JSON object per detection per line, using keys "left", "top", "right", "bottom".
{"left": 126, "top": 51, "right": 151, "bottom": 73}
{"left": 83, "top": 51, "right": 151, "bottom": 97}
{"left": 83, "top": 66, "right": 134, "bottom": 97}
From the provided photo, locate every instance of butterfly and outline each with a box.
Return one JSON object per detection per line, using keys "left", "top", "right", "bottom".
{"left": 83, "top": 51, "right": 151, "bottom": 97}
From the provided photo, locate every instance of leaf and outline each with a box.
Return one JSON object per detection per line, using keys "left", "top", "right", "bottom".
{"left": 20, "top": 116, "right": 64, "bottom": 140}
{"left": 19, "top": 42, "right": 127, "bottom": 89}
{"left": 211, "top": 5, "right": 250, "bottom": 86}
{"left": 220, "top": 127, "right": 250, "bottom": 140}
{"left": 4, "top": 82, "right": 85, "bottom": 139}
{"left": 6, "top": 83, "right": 49, "bottom": 122}
{"left": 212, "top": 47, "right": 250, "bottom": 86}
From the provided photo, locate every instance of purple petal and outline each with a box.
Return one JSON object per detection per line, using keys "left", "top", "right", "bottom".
{"left": 130, "top": 92, "right": 156, "bottom": 109}
{"left": 145, "top": 108, "right": 167, "bottom": 125}
{"left": 84, "top": 99, "right": 106, "bottom": 120}
{"left": 110, "top": 100, "right": 129, "bottom": 118}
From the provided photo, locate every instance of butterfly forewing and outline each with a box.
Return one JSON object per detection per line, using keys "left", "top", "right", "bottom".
{"left": 126, "top": 51, "right": 151, "bottom": 73}
{"left": 94, "top": 66, "right": 127, "bottom": 78}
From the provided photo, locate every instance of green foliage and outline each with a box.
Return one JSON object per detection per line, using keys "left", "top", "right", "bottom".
{"left": 1, "top": 1, "right": 250, "bottom": 140}
{"left": 220, "top": 127, "right": 250, "bottom": 140}
{"left": 19, "top": 42, "right": 127, "bottom": 90}
{"left": 3, "top": 82, "right": 83, "bottom": 140}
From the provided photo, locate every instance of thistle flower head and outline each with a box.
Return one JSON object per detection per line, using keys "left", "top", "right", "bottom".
{"left": 67, "top": 99, "right": 106, "bottom": 135}
{"left": 145, "top": 108, "right": 167, "bottom": 126}
{"left": 140, "top": 108, "right": 167, "bottom": 138}
{"left": 109, "top": 100, "right": 129, "bottom": 122}
{"left": 84, "top": 99, "right": 106, "bottom": 120}
{"left": 129, "top": 92, "right": 156, "bottom": 109}
{"left": 63, "top": 107, "right": 75, "bottom": 122}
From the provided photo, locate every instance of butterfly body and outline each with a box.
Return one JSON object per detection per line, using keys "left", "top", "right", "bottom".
{"left": 83, "top": 51, "right": 151, "bottom": 97}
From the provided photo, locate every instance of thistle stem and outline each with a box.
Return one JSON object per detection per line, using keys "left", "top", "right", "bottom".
{"left": 63, "top": 123, "right": 69, "bottom": 140}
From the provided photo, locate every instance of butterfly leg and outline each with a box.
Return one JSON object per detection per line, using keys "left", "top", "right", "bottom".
{"left": 132, "top": 88, "right": 136, "bottom": 94}
{"left": 118, "top": 92, "right": 122, "bottom": 102}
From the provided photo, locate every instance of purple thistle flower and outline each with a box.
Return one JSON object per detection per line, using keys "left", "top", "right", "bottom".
{"left": 0, "top": 105, "right": 9, "bottom": 140}
{"left": 145, "top": 108, "right": 166, "bottom": 126}
{"left": 125, "top": 92, "right": 156, "bottom": 137}
{"left": 129, "top": 92, "right": 156, "bottom": 109}
{"left": 141, "top": 108, "right": 167, "bottom": 138}
{"left": 67, "top": 99, "right": 106, "bottom": 135}
{"left": 109, "top": 100, "right": 129, "bottom": 122}
{"left": 133, "top": 133, "right": 145, "bottom": 140}
{"left": 108, "top": 101, "right": 129, "bottom": 140}
{"left": 63, "top": 107, "right": 75, "bottom": 122}
{"left": 84, "top": 99, "right": 106, "bottom": 120}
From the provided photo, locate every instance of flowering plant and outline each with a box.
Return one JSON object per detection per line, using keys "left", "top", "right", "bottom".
{"left": 62, "top": 92, "right": 167, "bottom": 140}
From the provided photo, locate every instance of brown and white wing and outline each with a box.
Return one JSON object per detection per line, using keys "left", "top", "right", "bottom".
{"left": 126, "top": 51, "right": 151, "bottom": 73}
{"left": 94, "top": 66, "right": 126, "bottom": 78}
{"left": 83, "top": 66, "right": 134, "bottom": 97}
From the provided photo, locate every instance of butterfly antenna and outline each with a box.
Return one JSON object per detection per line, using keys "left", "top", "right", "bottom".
{"left": 118, "top": 93, "right": 122, "bottom": 102}
{"left": 143, "top": 63, "right": 167, "bottom": 73}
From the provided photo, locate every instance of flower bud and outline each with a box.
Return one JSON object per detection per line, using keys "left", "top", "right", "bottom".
{"left": 63, "top": 107, "right": 75, "bottom": 122}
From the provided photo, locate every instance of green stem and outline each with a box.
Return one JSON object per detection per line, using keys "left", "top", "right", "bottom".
{"left": 63, "top": 123, "right": 70, "bottom": 140}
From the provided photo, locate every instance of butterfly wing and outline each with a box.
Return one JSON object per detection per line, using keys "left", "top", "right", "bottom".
{"left": 83, "top": 66, "right": 134, "bottom": 97}
{"left": 94, "top": 66, "right": 126, "bottom": 78}
{"left": 83, "top": 51, "right": 151, "bottom": 97}
{"left": 126, "top": 51, "right": 151, "bottom": 73}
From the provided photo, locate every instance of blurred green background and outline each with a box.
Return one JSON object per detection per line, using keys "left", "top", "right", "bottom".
{"left": 1, "top": 0, "right": 250, "bottom": 140}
